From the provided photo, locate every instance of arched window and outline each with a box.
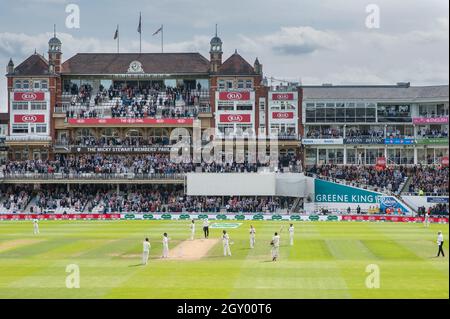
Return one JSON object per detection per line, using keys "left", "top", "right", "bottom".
{"left": 15, "top": 80, "right": 22, "bottom": 89}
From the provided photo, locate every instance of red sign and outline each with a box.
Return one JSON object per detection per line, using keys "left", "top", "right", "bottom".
{"left": 442, "top": 156, "right": 449, "bottom": 167}
{"left": 376, "top": 157, "right": 386, "bottom": 167}
{"left": 14, "top": 114, "right": 45, "bottom": 123}
{"left": 341, "top": 215, "right": 448, "bottom": 223}
{"left": 0, "top": 214, "right": 121, "bottom": 220}
{"left": 14, "top": 92, "right": 45, "bottom": 101}
{"left": 68, "top": 118, "right": 194, "bottom": 125}
{"left": 272, "top": 112, "right": 294, "bottom": 119}
{"left": 272, "top": 93, "right": 294, "bottom": 100}
{"left": 218, "top": 91, "right": 251, "bottom": 101}
{"left": 219, "top": 114, "right": 251, "bottom": 123}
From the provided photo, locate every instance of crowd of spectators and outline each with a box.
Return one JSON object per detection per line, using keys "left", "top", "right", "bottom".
{"left": 346, "top": 127, "right": 384, "bottom": 138}
{"left": 1, "top": 153, "right": 299, "bottom": 177}
{"left": 417, "top": 127, "right": 448, "bottom": 138}
{"left": 0, "top": 186, "right": 32, "bottom": 212}
{"left": 306, "top": 127, "right": 342, "bottom": 138}
{"left": 408, "top": 166, "right": 449, "bottom": 195}
{"left": 417, "top": 204, "right": 449, "bottom": 216}
{"left": 307, "top": 164, "right": 408, "bottom": 193}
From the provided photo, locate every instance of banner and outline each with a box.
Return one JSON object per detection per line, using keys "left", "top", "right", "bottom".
{"left": 70, "top": 146, "right": 174, "bottom": 153}
{"left": 302, "top": 138, "right": 343, "bottom": 145}
{"left": 344, "top": 137, "right": 384, "bottom": 144}
{"left": 314, "top": 179, "right": 381, "bottom": 204}
{"left": 412, "top": 117, "right": 448, "bottom": 124}
{"left": 67, "top": 118, "right": 193, "bottom": 125}
{"left": 442, "top": 156, "right": 449, "bottom": 167}
{"left": 14, "top": 92, "right": 45, "bottom": 101}
{"left": 14, "top": 114, "right": 45, "bottom": 123}
{"left": 415, "top": 138, "right": 449, "bottom": 145}
{"left": 427, "top": 197, "right": 449, "bottom": 203}
{"left": 272, "top": 112, "right": 295, "bottom": 120}
{"left": 379, "top": 196, "right": 409, "bottom": 213}
{"left": 271, "top": 93, "right": 294, "bottom": 101}
{"left": 384, "top": 138, "right": 414, "bottom": 145}
{"left": 218, "top": 91, "right": 251, "bottom": 101}
{"left": 218, "top": 114, "right": 251, "bottom": 123}
{"left": 341, "top": 215, "right": 448, "bottom": 223}
{"left": 0, "top": 214, "right": 120, "bottom": 220}
{"left": 376, "top": 157, "right": 387, "bottom": 167}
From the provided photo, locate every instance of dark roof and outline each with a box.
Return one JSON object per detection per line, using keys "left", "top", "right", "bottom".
{"left": 61, "top": 53, "right": 210, "bottom": 75}
{"left": 217, "top": 52, "right": 256, "bottom": 76}
{"left": 12, "top": 53, "right": 50, "bottom": 76}
{"left": 302, "top": 85, "right": 449, "bottom": 102}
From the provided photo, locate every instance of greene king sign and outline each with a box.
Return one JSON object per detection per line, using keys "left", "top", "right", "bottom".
{"left": 314, "top": 179, "right": 381, "bottom": 204}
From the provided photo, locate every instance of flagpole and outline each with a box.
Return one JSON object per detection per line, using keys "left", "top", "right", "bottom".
{"left": 117, "top": 24, "right": 120, "bottom": 53}
{"left": 139, "top": 12, "right": 142, "bottom": 54}
{"left": 161, "top": 24, "right": 164, "bottom": 53}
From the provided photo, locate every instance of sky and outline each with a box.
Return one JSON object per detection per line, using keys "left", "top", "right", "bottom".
{"left": 0, "top": 0, "right": 448, "bottom": 111}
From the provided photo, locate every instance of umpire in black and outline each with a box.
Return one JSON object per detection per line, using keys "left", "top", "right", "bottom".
{"left": 437, "top": 231, "right": 445, "bottom": 257}
{"left": 203, "top": 218, "right": 210, "bottom": 238}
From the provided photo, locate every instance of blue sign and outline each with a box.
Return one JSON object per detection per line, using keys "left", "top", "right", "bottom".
{"left": 384, "top": 138, "right": 415, "bottom": 145}
{"left": 379, "top": 196, "right": 409, "bottom": 213}
{"left": 427, "top": 197, "right": 449, "bottom": 203}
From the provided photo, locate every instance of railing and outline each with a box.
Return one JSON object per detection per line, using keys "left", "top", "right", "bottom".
{"left": 6, "top": 136, "right": 52, "bottom": 142}
{"left": 1, "top": 172, "right": 185, "bottom": 181}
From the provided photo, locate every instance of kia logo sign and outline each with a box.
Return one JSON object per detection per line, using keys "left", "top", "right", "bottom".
{"left": 21, "top": 93, "right": 37, "bottom": 101}
{"left": 272, "top": 112, "right": 294, "bottom": 119}
{"left": 218, "top": 91, "right": 250, "bottom": 100}
{"left": 227, "top": 92, "right": 242, "bottom": 100}
{"left": 228, "top": 115, "right": 243, "bottom": 122}
{"left": 22, "top": 115, "right": 37, "bottom": 122}
{"left": 14, "top": 92, "right": 45, "bottom": 101}
{"left": 14, "top": 114, "right": 45, "bottom": 123}
{"left": 219, "top": 114, "right": 251, "bottom": 123}
{"left": 272, "top": 93, "right": 294, "bottom": 100}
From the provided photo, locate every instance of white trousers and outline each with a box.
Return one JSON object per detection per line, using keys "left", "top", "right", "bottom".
{"left": 142, "top": 251, "right": 149, "bottom": 265}
{"left": 223, "top": 244, "right": 231, "bottom": 256}
{"left": 33, "top": 226, "right": 39, "bottom": 234}
{"left": 191, "top": 230, "right": 195, "bottom": 240}
{"left": 272, "top": 246, "right": 279, "bottom": 258}
{"left": 250, "top": 236, "right": 255, "bottom": 248}
{"left": 162, "top": 245, "right": 169, "bottom": 258}
{"left": 290, "top": 234, "right": 294, "bottom": 246}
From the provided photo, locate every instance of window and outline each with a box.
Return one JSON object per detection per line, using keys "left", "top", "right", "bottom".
{"left": 34, "top": 81, "right": 40, "bottom": 90}
{"left": 12, "top": 124, "right": 28, "bottom": 134}
{"left": 15, "top": 80, "right": 22, "bottom": 89}
{"left": 217, "top": 101, "right": 234, "bottom": 111}
{"left": 31, "top": 102, "right": 47, "bottom": 110}
{"left": 35, "top": 124, "right": 47, "bottom": 133}
{"left": 236, "top": 104, "right": 252, "bottom": 111}
{"left": 41, "top": 80, "right": 48, "bottom": 90}
{"left": 23, "top": 80, "right": 30, "bottom": 89}
{"left": 245, "top": 80, "right": 252, "bottom": 89}
{"left": 237, "top": 80, "right": 244, "bottom": 89}
{"left": 12, "top": 102, "right": 28, "bottom": 110}
{"left": 218, "top": 124, "right": 234, "bottom": 135}
{"left": 218, "top": 80, "right": 225, "bottom": 90}
{"left": 226, "top": 81, "right": 233, "bottom": 89}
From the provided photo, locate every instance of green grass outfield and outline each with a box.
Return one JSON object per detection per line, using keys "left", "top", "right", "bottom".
{"left": 0, "top": 220, "right": 448, "bottom": 299}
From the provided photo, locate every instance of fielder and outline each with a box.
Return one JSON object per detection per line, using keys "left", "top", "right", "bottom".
{"left": 33, "top": 218, "right": 39, "bottom": 235}
{"left": 437, "top": 231, "right": 445, "bottom": 257}
{"left": 271, "top": 232, "right": 280, "bottom": 261}
{"left": 288, "top": 223, "right": 294, "bottom": 246}
{"left": 222, "top": 230, "right": 232, "bottom": 256}
{"left": 249, "top": 225, "right": 256, "bottom": 249}
{"left": 162, "top": 233, "right": 169, "bottom": 258}
{"left": 142, "top": 238, "right": 151, "bottom": 265}
{"left": 424, "top": 212, "right": 430, "bottom": 228}
{"left": 190, "top": 219, "right": 195, "bottom": 240}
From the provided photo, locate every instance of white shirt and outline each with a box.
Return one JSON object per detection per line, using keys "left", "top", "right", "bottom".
{"left": 437, "top": 234, "right": 444, "bottom": 244}
{"left": 250, "top": 228, "right": 256, "bottom": 237}
{"left": 163, "top": 236, "right": 169, "bottom": 247}
{"left": 203, "top": 219, "right": 209, "bottom": 227}
{"left": 143, "top": 241, "right": 150, "bottom": 252}
{"left": 33, "top": 219, "right": 38, "bottom": 226}
{"left": 289, "top": 226, "right": 294, "bottom": 235}
{"left": 222, "top": 233, "right": 230, "bottom": 245}
{"left": 272, "top": 235, "right": 280, "bottom": 247}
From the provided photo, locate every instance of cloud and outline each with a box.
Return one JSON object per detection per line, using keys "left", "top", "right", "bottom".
{"left": 239, "top": 26, "right": 341, "bottom": 56}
